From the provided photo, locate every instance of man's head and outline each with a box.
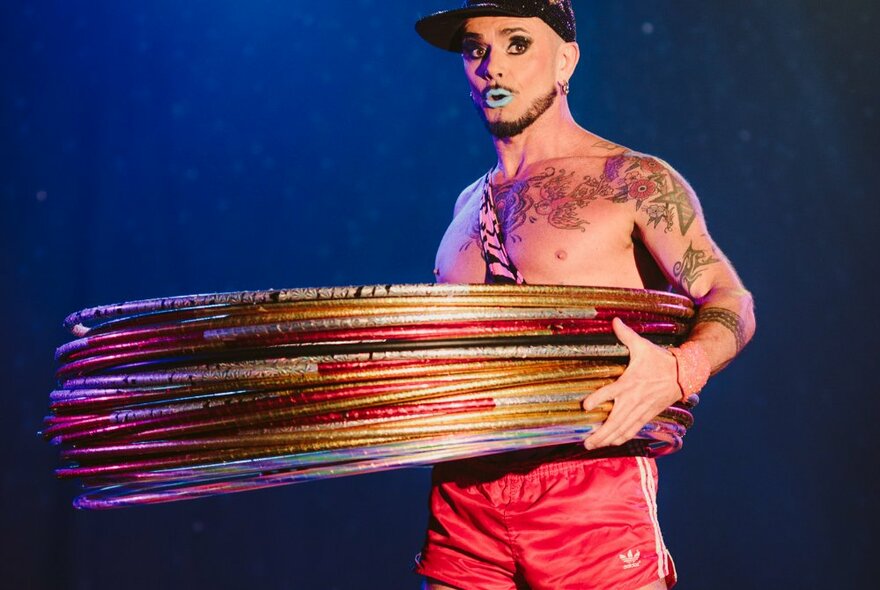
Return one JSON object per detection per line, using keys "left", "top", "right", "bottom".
{"left": 416, "top": 1, "right": 579, "bottom": 139}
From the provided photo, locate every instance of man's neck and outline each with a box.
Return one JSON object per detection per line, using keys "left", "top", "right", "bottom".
{"left": 490, "top": 101, "right": 588, "bottom": 181}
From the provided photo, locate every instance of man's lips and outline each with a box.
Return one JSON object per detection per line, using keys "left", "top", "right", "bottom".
{"left": 483, "top": 88, "right": 514, "bottom": 108}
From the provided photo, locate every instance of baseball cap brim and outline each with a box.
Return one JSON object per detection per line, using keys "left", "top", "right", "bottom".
{"left": 415, "top": 5, "right": 531, "bottom": 52}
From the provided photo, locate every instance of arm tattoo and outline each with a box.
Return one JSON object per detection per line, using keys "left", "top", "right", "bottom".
{"left": 696, "top": 307, "right": 747, "bottom": 352}
{"left": 650, "top": 181, "right": 696, "bottom": 236}
{"left": 673, "top": 242, "right": 719, "bottom": 295}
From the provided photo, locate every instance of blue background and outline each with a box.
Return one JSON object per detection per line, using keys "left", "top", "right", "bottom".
{"left": 2, "top": 1, "right": 877, "bottom": 588}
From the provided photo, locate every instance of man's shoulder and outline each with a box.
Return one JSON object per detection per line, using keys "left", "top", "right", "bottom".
{"left": 452, "top": 175, "right": 486, "bottom": 217}
{"left": 557, "top": 137, "right": 676, "bottom": 176}
{"left": 609, "top": 148, "right": 678, "bottom": 174}
{"left": 601, "top": 147, "right": 695, "bottom": 191}
{"left": 576, "top": 136, "right": 667, "bottom": 168}
{"left": 619, "top": 148, "right": 672, "bottom": 169}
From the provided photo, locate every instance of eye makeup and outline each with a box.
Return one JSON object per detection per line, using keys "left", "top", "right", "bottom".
{"left": 507, "top": 35, "right": 532, "bottom": 54}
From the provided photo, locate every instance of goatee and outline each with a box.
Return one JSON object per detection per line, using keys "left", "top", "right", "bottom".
{"left": 476, "top": 87, "right": 558, "bottom": 139}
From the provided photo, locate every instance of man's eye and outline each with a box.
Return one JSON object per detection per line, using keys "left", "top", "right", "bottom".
{"left": 463, "top": 45, "right": 486, "bottom": 59}
{"left": 508, "top": 39, "right": 532, "bottom": 54}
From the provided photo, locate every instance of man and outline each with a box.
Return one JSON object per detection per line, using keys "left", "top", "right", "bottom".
{"left": 413, "top": 1, "right": 755, "bottom": 589}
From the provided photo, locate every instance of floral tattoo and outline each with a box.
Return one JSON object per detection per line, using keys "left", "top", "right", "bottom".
{"left": 460, "top": 156, "right": 698, "bottom": 251}
{"left": 603, "top": 156, "right": 696, "bottom": 236}
{"left": 460, "top": 166, "right": 613, "bottom": 250}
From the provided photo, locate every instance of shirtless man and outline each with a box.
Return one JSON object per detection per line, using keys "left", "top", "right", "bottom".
{"left": 414, "top": 2, "right": 755, "bottom": 588}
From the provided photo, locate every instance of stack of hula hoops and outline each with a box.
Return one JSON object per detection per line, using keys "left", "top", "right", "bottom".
{"left": 44, "top": 284, "right": 697, "bottom": 509}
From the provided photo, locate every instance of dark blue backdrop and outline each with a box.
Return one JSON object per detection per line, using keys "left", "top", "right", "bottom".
{"left": 2, "top": 1, "right": 877, "bottom": 588}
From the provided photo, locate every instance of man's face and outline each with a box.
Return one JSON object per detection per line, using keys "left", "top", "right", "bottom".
{"left": 460, "top": 16, "right": 562, "bottom": 139}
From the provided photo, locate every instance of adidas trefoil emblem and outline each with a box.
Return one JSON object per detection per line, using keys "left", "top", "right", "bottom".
{"left": 618, "top": 549, "right": 641, "bottom": 570}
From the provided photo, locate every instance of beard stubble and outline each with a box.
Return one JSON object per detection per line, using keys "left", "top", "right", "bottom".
{"left": 475, "top": 86, "right": 559, "bottom": 139}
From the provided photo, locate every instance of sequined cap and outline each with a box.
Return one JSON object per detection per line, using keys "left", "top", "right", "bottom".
{"left": 416, "top": 0, "right": 577, "bottom": 52}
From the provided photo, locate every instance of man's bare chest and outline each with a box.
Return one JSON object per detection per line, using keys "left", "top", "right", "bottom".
{"left": 437, "top": 159, "right": 666, "bottom": 284}
{"left": 449, "top": 162, "right": 644, "bottom": 247}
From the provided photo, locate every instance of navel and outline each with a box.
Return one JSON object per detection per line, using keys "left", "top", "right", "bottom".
{"left": 555, "top": 250, "right": 568, "bottom": 261}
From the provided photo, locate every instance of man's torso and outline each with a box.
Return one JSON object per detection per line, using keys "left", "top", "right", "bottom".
{"left": 435, "top": 151, "right": 672, "bottom": 289}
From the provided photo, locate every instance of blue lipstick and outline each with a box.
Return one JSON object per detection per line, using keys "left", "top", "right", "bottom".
{"left": 485, "top": 88, "right": 514, "bottom": 108}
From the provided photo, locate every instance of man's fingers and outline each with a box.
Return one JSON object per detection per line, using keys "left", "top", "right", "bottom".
{"left": 584, "top": 428, "right": 606, "bottom": 450}
{"left": 586, "top": 403, "right": 657, "bottom": 450}
{"left": 585, "top": 396, "right": 629, "bottom": 448}
{"left": 582, "top": 382, "right": 618, "bottom": 412}
{"left": 586, "top": 417, "right": 632, "bottom": 450}
{"left": 611, "top": 317, "right": 642, "bottom": 349}
{"left": 587, "top": 417, "right": 641, "bottom": 450}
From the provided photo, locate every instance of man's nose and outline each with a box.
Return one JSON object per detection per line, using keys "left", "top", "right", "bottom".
{"left": 476, "top": 49, "right": 504, "bottom": 81}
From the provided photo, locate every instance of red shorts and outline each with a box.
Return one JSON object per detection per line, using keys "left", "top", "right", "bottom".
{"left": 415, "top": 454, "right": 677, "bottom": 590}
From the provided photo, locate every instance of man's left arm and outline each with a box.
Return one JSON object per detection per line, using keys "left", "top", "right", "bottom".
{"left": 583, "top": 157, "right": 756, "bottom": 449}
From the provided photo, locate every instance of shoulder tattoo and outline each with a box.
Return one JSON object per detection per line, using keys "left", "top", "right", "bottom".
{"left": 591, "top": 140, "right": 621, "bottom": 151}
{"left": 603, "top": 156, "right": 697, "bottom": 236}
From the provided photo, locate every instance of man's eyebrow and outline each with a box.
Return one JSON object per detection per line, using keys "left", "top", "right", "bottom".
{"left": 461, "top": 31, "right": 484, "bottom": 41}
{"left": 460, "top": 27, "right": 532, "bottom": 41}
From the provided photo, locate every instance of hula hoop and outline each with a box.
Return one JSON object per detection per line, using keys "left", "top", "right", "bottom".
{"left": 44, "top": 284, "right": 699, "bottom": 509}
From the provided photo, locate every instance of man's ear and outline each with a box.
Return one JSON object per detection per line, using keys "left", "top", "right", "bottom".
{"left": 557, "top": 41, "right": 580, "bottom": 82}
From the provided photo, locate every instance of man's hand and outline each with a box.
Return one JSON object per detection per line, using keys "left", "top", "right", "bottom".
{"left": 582, "top": 317, "right": 682, "bottom": 450}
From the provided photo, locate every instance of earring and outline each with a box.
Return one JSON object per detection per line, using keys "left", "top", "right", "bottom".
{"left": 560, "top": 80, "right": 570, "bottom": 95}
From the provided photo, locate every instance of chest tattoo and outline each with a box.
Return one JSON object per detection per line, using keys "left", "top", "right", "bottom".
{"left": 459, "top": 156, "right": 696, "bottom": 251}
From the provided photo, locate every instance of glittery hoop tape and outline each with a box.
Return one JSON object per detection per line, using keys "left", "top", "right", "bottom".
{"left": 44, "top": 284, "right": 698, "bottom": 509}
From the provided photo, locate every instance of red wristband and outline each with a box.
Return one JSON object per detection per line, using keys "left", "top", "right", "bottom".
{"left": 669, "top": 341, "right": 711, "bottom": 402}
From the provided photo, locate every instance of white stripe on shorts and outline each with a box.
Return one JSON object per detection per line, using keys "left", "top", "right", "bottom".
{"left": 636, "top": 456, "right": 669, "bottom": 580}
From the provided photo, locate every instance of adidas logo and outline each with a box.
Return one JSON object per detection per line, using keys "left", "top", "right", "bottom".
{"left": 618, "top": 549, "right": 641, "bottom": 570}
